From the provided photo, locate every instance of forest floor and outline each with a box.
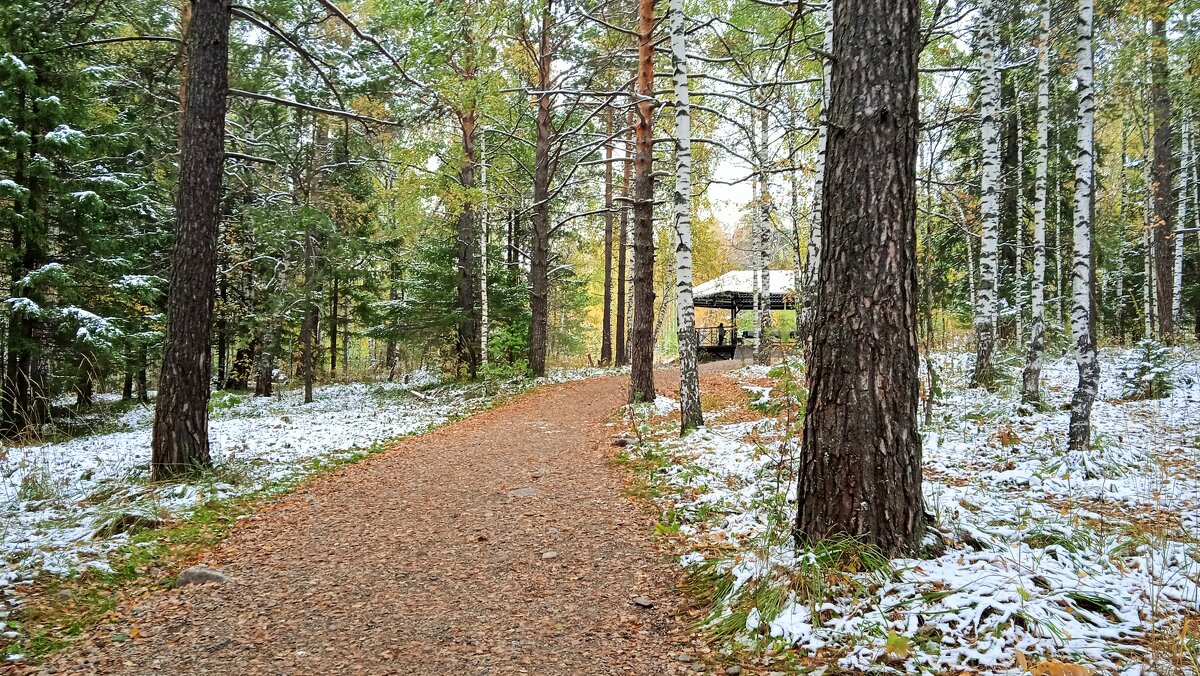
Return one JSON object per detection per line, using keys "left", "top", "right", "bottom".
{"left": 17, "top": 366, "right": 736, "bottom": 675}
{"left": 627, "top": 345, "right": 1200, "bottom": 675}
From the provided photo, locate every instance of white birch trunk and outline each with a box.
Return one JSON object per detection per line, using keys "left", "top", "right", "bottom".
{"left": 1015, "top": 98, "right": 1026, "bottom": 351}
{"left": 756, "top": 107, "right": 772, "bottom": 365}
{"left": 479, "top": 130, "right": 490, "bottom": 373}
{"left": 1068, "top": 0, "right": 1099, "bottom": 453}
{"left": 972, "top": 0, "right": 1001, "bottom": 388}
{"left": 804, "top": 2, "right": 833, "bottom": 320}
{"left": 1021, "top": 0, "right": 1051, "bottom": 409}
{"left": 1143, "top": 133, "right": 1155, "bottom": 338}
{"left": 753, "top": 174, "right": 761, "bottom": 354}
{"left": 670, "top": 0, "right": 702, "bottom": 432}
{"left": 1173, "top": 115, "right": 1190, "bottom": 324}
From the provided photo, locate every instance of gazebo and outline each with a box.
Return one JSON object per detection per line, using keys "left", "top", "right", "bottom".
{"left": 692, "top": 269, "right": 800, "bottom": 360}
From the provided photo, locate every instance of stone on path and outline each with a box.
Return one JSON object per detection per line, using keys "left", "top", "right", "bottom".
{"left": 174, "top": 565, "right": 231, "bottom": 588}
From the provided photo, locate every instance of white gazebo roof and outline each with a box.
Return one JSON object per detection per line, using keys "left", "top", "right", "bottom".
{"left": 692, "top": 269, "right": 800, "bottom": 310}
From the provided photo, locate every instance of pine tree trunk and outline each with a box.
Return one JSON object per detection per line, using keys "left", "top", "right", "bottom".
{"left": 971, "top": 0, "right": 1000, "bottom": 389}
{"left": 1020, "top": 0, "right": 1051, "bottom": 409}
{"left": 670, "top": 0, "right": 702, "bottom": 433}
{"left": 527, "top": 4, "right": 553, "bottom": 378}
{"left": 601, "top": 109, "right": 615, "bottom": 366}
{"left": 1067, "top": 0, "right": 1099, "bottom": 452}
{"left": 629, "top": 0, "right": 656, "bottom": 404}
{"left": 1149, "top": 17, "right": 1174, "bottom": 338}
{"left": 795, "top": 0, "right": 923, "bottom": 556}
{"left": 301, "top": 225, "right": 316, "bottom": 404}
{"left": 615, "top": 124, "right": 631, "bottom": 367}
{"left": 151, "top": 0, "right": 230, "bottom": 479}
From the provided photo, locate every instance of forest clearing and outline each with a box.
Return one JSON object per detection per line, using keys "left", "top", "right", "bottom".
{"left": 2, "top": 0, "right": 1200, "bottom": 671}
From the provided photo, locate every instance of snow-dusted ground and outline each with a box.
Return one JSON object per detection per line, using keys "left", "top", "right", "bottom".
{"left": 631, "top": 347, "right": 1200, "bottom": 674}
{"left": 0, "top": 365, "right": 616, "bottom": 593}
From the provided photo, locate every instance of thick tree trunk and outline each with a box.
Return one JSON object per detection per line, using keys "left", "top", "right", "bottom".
{"left": 669, "top": 0, "right": 702, "bottom": 433}
{"left": 600, "top": 109, "right": 615, "bottom": 367}
{"left": 1020, "top": 0, "right": 1051, "bottom": 410}
{"left": 527, "top": 4, "right": 553, "bottom": 378}
{"left": 151, "top": 0, "right": 230, "bottom": 479}
{"left": 629, "top": 0, "right": 656, "bottom": 404}
{"left": 301, "top": 226, "right": 316, "bottom": 404}
{"left": 971, "top": 0, "right": 1001, "bottom": 389}
{"left": 1067, "top": 0, "right": 1099, "bottom": 452}
{"left": 1149, "top": 17, "right": 1174, "bottom": 338}
{"left": 795, "top": 0, "right": 923, "bottom": 556}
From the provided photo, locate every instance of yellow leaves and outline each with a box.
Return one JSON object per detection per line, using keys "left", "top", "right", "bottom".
{"left": 883, "top": 631, "right": 911, "bottom": 660}
{"left": 1015, "top": 651, "right": 1093, "bottom": 676}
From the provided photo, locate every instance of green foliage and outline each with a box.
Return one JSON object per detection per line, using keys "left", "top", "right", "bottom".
{"left": 1120, "top": 339, "right": 1173, "bottom": 400}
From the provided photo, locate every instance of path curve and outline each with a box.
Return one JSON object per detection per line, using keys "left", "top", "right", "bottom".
{"left": 36, "top": 374, "right": 706, "bottom": 675}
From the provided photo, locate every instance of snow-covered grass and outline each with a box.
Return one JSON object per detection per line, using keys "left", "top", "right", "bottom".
{"left": 622, "top": 346, "right": 1200, "bottom": 675}
{"left": 0, "top": 366, "right": 613, "bottom": 602}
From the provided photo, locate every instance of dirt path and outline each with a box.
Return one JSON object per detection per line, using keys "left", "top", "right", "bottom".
{"left": 35, "top": 371, "right": 722, "bottom": 675}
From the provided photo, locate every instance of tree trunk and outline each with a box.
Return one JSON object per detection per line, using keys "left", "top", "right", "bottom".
{"left": 527, "top": 3, "right": 553, "bottom": 378}
{"left": 615, "top": 123, "right": 631, "bottom": 367}
{"left": 1149, "top": 17, "right": 1174, "bottom": 338}
{"left": 756, "top": 108, "right": 773, "bottom": 366}
{"left": 301, "top": 226, "right": 316, "bottom": 404}
{"left": 629, "top": 0, "right": 656, "bottom": 404}
{"left": 479, "top": 130, "right": 490, "bottom": 373}
{"left": 971, "top": 0, "right": 1000, "bottom": 389}
{"left": 669, "top": 0, "right": 702, "bottom": 433}
{"left": 1174, "top": 115, "right": 1190, "bottom": 326}
{"left": 457, "top": 111, "right": 480, "bottom": 378}
{"left": 151, "top": 0, "right": 230, "bottom": 479}
{"left": 1067, "top": 0, "right": 1098, "bottom": 452}
{"left": 802, "top": 5, "right": 833, "bottom": 342}
{"left": 795, "top": 0, "right": 923, "bottom": 556}
{"left": 1020, "top": 0, "right": 1051, "bottom": 409}
{"left": 600, "top": 109, "right": 615, "bottom": 366}
{"left": 330, "top": 275, "right": 338, "bottom": 373}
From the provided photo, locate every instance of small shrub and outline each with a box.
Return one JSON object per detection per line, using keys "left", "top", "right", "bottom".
{"left": 1121, "top": 339, "right": 1172, "bottom": 400}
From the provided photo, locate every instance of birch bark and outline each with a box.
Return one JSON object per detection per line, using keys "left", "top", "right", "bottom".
{"left": 669, "top": 0, "right": 702, "bottom": 432}
{"left": 1067, "top": 0, "right": 1099, "bottom": 452}
{"left": 971, "top": 0, "right": 1001, "bottom": 388}
{"left": 1020, "top": 0, "right": 1051, "bottom": 409}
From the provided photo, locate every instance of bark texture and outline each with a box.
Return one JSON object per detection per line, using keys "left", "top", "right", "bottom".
{"left": 971, "top": 0, "right": 1001, "bottom": 389}
{"left": 795, "top": 0, "right": 923, "bottom": 556}
{"left": 1020, "top": 0, "right": 1051, "bottom": 409}
{"left": 1149, "top": 17, "right": 1174, "bottom": 338}
{"left": 151, "top": 0, "right": 231, "bottom": 479}
{"left": 669, "top": 0, "right": 702, "bottom": 433}
{"left": 628, "top": 0, "right": 656, "bottom": 404}
{"left": 1067, "top": 0, "right": 1099, "bottom": 452}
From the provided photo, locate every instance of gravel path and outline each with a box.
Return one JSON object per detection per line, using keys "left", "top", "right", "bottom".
{"left": 33, "top": 373, "right": 712, "bottom": 675}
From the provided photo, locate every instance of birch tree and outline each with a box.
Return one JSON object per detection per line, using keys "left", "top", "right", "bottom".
{"left": 1020, "top": 0, "right": 1051, "bottom": 409}
{"left": 669, "top": 0, "right": 702, "bottom": 433}
{"left": 1174, "top": 116, "right": 1190, "bottom": 326}
{"left": 1067, "top": 0, "right": 1099, "bottom": 453}
{"left": 971, "top": 0, "right": 1001, "bottom": 389}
